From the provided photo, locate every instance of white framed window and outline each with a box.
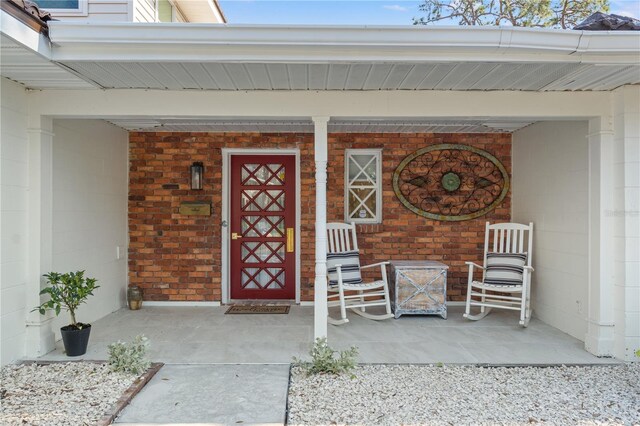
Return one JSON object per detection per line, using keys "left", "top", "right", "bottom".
{"left": 33, "top": 0, "right": 88, "bottom": 16}
{"left": 345, "top": 149, "right": 382, "bottom": 224}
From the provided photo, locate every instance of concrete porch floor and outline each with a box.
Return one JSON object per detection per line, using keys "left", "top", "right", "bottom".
{"left": 38, "top": 305, "right": 617, "bottom": 365}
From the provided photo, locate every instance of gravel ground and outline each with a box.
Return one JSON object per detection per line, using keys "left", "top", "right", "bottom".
{"left": 0, "top": 362, "right": 137, "bottom": 426}
{"left": 288, "top": 364, "right": 640, "bottom": 425}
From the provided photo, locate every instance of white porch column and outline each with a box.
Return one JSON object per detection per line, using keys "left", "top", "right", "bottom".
{"left": 24, "top": 115, "right": 56, "bottom": 357}
{"left": 585, "top": 115, "right": 616, "bottom": 357}
{"left": 612, "top": 85, "right": 640, "bottom": 361}
{"left": 313, "top": 116, "right": 329, "bottom": 340}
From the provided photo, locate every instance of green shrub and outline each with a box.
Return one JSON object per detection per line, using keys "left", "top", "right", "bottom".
{"left": 108, "top": 335, "right": 151, "bottom": 375}
{"left": 293, "top": 337, "right": 358, "bottom": 376}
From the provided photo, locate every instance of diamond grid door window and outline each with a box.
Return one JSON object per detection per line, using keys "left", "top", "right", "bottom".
{"left": 345, "top": 149, "right": 383, "bottom": 224}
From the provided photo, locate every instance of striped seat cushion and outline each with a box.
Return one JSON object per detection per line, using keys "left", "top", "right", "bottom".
{"left": 484, "top": 252, "right": 528, "bottom": 286}
{"left": 327, "top": 250, "right": 363, "bottom": 287}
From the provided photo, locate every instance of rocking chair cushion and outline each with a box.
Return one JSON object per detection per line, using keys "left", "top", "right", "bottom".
{"left": 484, "top": 252, "right": 527, "bottom": 286}
{"left": 327, "top": 250, "right": 363, "bottom": 287}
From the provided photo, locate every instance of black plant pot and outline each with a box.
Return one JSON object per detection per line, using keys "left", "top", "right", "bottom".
{"left": 60, "top": 324, "right": 91, "bottom": 356}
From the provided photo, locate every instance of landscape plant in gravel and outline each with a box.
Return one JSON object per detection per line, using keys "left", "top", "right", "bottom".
{"left": 293, "top": 337, "right": 358, "bottom": 376}
{"left": 108, "top": 334, "right": 152, "bottom": 375}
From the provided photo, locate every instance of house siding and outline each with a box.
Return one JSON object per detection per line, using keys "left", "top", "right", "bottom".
{"left": 43, "top": 0, "right": 132, "bottom": 22}
{"left": 128, "top": 132, "right": 511, "bottom": 302}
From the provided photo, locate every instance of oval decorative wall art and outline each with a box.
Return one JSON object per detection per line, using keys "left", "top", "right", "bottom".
{"left": 392, "top": 144, "right": 509, "bottom": 222}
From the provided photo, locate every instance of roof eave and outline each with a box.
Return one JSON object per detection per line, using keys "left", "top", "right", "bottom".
{"left": 47, "top": 23, "right": 640, "bottom": 65}
{"left": 1, "top": 8, "right": 51, "bottom": 57}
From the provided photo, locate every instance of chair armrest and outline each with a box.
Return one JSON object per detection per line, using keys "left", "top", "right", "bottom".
{"left": 523, "top": 265, "right": 535, "bottom": 272}
{"left": 360, "top": 261, "right": 390, "bottom": 270}
{"left": 465, "top": 261, "right": 485, "bottom": 270}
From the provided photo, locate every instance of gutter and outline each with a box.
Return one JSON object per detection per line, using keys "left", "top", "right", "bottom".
{"left": 46, "top": 23, "right": 640, "bottom": 64}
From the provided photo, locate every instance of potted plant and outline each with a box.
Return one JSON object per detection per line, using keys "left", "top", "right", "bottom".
{"left": 34, "top": 270, "right": 99, "bottom": 356}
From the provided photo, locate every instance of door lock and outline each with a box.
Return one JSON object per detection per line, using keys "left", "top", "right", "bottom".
{"left": 232, "top": 232, "right": 241, "bottom": 240}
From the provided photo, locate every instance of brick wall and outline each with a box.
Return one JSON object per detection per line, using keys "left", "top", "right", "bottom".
{"left": 327, "top": 133, "right": 511, "bottom": 301}
{"left": 129, "top": 132, "right": 510, "bottom": 302}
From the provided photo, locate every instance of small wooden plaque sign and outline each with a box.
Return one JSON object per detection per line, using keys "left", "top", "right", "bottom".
{"left": 179, "top": 202, "right": 211, "bottom": 216}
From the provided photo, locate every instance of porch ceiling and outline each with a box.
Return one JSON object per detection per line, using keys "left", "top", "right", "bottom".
{"left": 108, "top": 117, "right": 534, "bottom": 133}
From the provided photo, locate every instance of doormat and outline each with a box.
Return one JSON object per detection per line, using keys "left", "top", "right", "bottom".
{"left": 225, "top": 305, "right": 290, "bottom": 315}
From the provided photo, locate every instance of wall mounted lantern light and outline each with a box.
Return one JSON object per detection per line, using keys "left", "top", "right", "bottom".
{"left": 190, "top": 162, "right": 204, "bottom": 190}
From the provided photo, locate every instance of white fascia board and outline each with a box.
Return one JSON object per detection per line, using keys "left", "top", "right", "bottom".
{"left": 47, "top": 23, "right": 640, "bottom": 64}
{"left": 27, "top": 89, "right": 612, "bottom": 120}
{"left": 1, "top": 10, "right": 52, "bottom": 58}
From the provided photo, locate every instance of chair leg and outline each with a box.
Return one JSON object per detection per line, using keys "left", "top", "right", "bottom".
{"left": 519, "top": 283, "right": 528, "bottom": 327}
{"left": 327, "top": 288, "right": 349, "bottom": 326}
{"left": 464, "top": 272, "right": 492, "bottom": 321}
{"left": 524, "top": 279, "right": 532, "bottom": 327}
{"left": 358, "top": 290, "right": 365, "bottom": 313}
{"left": 481, "top": 288, "right": 487, "bottom": 314}
{"left": 338, "top": 285, "right": 348, "bottom": 322}
{"left": 464, "top": 277, "right": 473, "bottom": 318}
{"left": 383, "top": 278, "right": 392, "bottom": 316}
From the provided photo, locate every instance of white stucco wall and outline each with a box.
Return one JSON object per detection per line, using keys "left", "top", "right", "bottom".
{"left": 0, "top": 78, "right": 30, "bottom": 365}
{"left": 50, "top": 119, "right": 128, "bottom": 337}
{"left": 512, "top": 121, "right": 590, "bottom": 341}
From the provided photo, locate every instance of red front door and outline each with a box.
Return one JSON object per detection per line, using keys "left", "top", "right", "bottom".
{"left": 230, "top": 155, "right": 296, "bottom": 300}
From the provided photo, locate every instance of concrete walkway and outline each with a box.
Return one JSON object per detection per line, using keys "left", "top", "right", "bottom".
{"left": 115, "top": 364, "right": 290, "bottom": 425}
{"left": 35, "top": 306, "right": 617, "bottom": 425}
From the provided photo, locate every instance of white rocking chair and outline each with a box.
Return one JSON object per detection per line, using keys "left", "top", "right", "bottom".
{"left": 464, "top": 222, "right": 534, "bottom": 327}
{"left": 326, "top": 222, "right": 393, "bottom": 325}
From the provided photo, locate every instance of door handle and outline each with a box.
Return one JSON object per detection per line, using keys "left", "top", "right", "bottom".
{"left": 286, "top": 228, "right": 294, "bottom": 252}
{"left": 232, "top": 232, "right": 241, "bottom": 240}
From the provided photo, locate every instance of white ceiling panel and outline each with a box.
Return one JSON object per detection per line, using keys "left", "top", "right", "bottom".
{"left": 326, "top": 64, "right": 350, "bottom": 90}
{"left": 434, "top": 63, "right": 480, "bottom": 89}
{"left": 362, "top": 64, "right": 394, "bottom": 90}
{"left": 224, "top": 64, "right": 254, "bottom": 90}
{"left": 381, "top": 64, "right": 414, "bottom": 89}
{"left": 63, "top": 59, "right": 638, "bottom": 92}
{"left": 286, "top": 64, "right": 308, "bottom": 90}
{"left": 245, "top": 63, "right": 272, "bottom": 90}
{"left": 344, "top": 64, "right": 372, "bottom": 90}
{"left": 308, "top": 64, "right": 330, "bottom": 90}
{"left": 203, "top": 63, "right": 236, "bottom": 90}
{"left": 398, "top": 64, "right": 435, "bottom": 90}
{"left": 182, "top": 63, "right": 219, "bottom": 89}
{"left": 530, "top": 63, "right": 586, "bottom": 90}
{"left": 0, "top": 35, "right": 94, "bottom": 90}
{"left": 107, "top": 117, "right": 534, "bottom": 133}
{"left": 415, "top": 64, "right": 457, "bottom": 89}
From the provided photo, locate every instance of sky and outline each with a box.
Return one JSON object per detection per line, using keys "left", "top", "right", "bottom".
{"left": 218, "top": 0, "right": 640, "bottom": 25}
